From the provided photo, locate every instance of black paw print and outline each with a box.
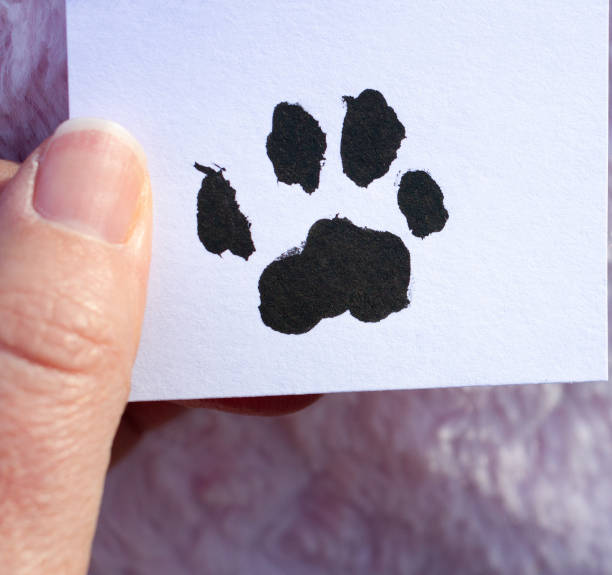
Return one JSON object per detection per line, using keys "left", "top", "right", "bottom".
{"left": 195, "top": 89, "right": 449, "bottom": 334}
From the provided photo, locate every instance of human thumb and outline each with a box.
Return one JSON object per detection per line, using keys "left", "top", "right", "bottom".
{"left": 0, "top": 119, "right": 151, "bottom": 573}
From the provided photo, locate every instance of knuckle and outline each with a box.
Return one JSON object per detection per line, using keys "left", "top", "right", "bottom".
{"left": 0, "top": 406, "right": 84, "bottom": 519}
{"left": 0, "top": 286, "right": 120, "bottom": 376}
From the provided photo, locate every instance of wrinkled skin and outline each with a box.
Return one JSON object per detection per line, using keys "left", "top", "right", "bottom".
{"left": 2, "top": 2, "right": 611, "bottom": 573}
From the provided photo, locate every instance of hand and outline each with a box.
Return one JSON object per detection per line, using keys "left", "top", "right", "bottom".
{"left": 0, "top": 118, "right": 318, "bottom": 573}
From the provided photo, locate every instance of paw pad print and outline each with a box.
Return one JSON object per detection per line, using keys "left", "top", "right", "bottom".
{"left": 195, "top": 89, "right": 449, "bottom": 334}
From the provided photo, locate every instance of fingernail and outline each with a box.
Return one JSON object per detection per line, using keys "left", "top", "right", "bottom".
{"left": 34, "top": 118, "right": 147, "bottom": 244}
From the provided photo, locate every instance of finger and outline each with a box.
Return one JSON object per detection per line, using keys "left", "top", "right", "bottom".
{"left": 0, "top": 118, "right": 151, "bottom": 573}
{"left": 110, "top": 393, "right": 323, "bottom": 465}
{"left": 111, "top": 402, "right": 187, "bottom": 465}
{"left": 177, "top": 394, "right": 323, "bottom": 415}
{"left": 0, "top": 159, "right": 19, "bottom": 191}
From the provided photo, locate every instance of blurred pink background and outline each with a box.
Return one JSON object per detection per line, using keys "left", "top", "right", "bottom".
{"left": 1, "top": 1, "right": 611, "bottom": 573}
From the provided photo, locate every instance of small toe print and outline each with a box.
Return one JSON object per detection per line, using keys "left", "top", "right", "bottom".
{"left": 341, "top": 89, "right": 405, "bottom": 187}
{"left": 195, "top": 163, "right": 255, "bottom": 260}
{"left": 266, "top": 102, "right": 327, "bottom": 194}
{"left": 258, "top": 217, "right": 411, "bottom": 334}
{"left": 397, "top": 170, "right": 449, "bottom": 238}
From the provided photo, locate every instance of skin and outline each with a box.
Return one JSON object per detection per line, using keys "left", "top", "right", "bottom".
{"left": 6, "top": 4, "right": 610, "bottom": 573}
{"left": 0, "top": 142, "right": 318, "bottom": 574}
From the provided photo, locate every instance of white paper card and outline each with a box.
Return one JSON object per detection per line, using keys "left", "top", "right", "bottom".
{"left": 66, "top": 0, "right": 608, "bottom": 401}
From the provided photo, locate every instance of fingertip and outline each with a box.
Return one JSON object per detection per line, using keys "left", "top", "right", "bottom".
{"left": 33, "top": 118, "right": 148, "bottom": 244}
{"left": 51, "top": 118, "right": 148, "bottom": 170}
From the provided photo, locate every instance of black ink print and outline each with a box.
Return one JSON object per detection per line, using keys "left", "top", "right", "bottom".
{"left": 195, "top": 163, "right": 255, "bottom": 260}
{"left": 340, "top": 89, "right": 405, "bottom": 187}
{"left": 258, "top": 217, "right": 411, "bottom": 335}
{"left": 397, "top": 171, "right": 449, "bottom": 238}
{"left": 197, "top": 90, "right": 449, "bottom": 334}
{"left": 266, "top": 102, "right": 327, "bottom": 194}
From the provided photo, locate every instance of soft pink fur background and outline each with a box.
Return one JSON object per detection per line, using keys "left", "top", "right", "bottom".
{"left": 1, "top": 1, "right": 611, "bottom": 573}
